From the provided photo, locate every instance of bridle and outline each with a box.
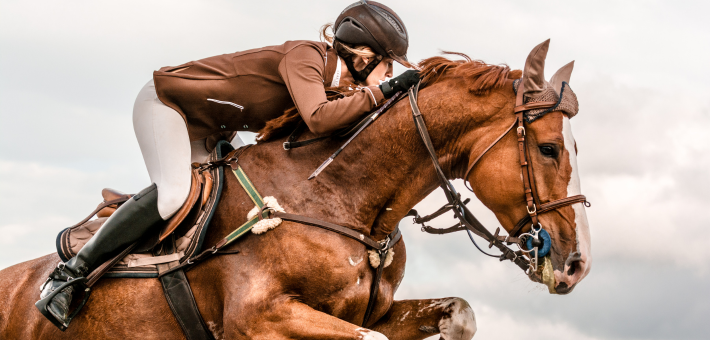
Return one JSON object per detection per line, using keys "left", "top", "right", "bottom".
{"left": 407, "top": 79, "right": 588, "bottom": 275}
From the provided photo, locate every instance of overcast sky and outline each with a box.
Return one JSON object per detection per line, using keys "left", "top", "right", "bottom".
{"left": 1, "top": 1, "right": 709, "bottom": 339}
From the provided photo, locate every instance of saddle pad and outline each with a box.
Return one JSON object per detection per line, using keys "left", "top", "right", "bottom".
{"left": 55, "top": 140, "right": 235, "bottom": 278}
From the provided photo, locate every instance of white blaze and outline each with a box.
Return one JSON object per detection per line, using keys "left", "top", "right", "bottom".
{"left": 562, "top": 116, "right": 592, "bottom": 279}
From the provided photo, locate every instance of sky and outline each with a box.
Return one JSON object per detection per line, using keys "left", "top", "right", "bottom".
{"left": 1, "top": 0, "right": 709, "bottom": 339}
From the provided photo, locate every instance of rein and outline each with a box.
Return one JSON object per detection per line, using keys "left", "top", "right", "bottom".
{"left": 406, "top": 82, "right": 531, "bottom": 272}
{"left": 407, "top": 79, "right": 588, "bottom": 274}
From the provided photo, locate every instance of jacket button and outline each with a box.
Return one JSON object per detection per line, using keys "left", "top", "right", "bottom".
{"left": 243, "top": 125, "right": 248, "bottom": 129}
{"left": 220, "top": 125, "right": 226, "bottom": 129}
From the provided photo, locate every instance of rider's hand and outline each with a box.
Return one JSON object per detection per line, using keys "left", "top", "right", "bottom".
{"left": 379, "top": 70, "right": 420, "bottom": 98}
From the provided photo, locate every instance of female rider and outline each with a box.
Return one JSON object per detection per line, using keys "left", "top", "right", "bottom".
{"left": 37, "top": 0, "right": 420, "bottom": 328}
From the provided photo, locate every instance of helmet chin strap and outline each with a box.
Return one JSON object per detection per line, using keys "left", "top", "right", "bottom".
{"left": 335, "top": 40, "right": 383, "bottom": 85}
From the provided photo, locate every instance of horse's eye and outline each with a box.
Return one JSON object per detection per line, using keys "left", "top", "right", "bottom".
{"left": 539, "top": 145, "right": 557, "bottom": 157}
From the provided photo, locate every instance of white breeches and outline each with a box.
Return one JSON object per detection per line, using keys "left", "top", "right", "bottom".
{"left": 133, "top": 80, "right": 244, "bottom": 219}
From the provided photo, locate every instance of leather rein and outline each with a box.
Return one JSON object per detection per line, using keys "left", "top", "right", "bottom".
{"left": 406, "top": 80, "right": 588, "bottom": 274}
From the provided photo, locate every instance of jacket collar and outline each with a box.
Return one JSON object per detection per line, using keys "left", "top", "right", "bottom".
{"left": 324, "top": 47, "right": 339, "bottom": 87}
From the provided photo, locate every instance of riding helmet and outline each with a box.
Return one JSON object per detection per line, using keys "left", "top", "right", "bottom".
{"left": 334, "top": 0, "right": 410, "bottom": 66}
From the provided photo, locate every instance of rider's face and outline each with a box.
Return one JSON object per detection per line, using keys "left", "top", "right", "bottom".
{"left": 363, "top": 58, "right": 394, "bottom": 86}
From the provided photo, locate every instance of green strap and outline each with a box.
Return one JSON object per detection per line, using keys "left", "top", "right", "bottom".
{"left": 233, "top": 166, "right": 264, "bottom": 208}
{"left": 223, "top": 216, "right": 260, "bottom": 246}
{"left": 220, "top": 166, "right": 267, "bottom": 247}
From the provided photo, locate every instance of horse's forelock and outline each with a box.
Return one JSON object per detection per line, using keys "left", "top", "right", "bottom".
{"left": 419, "top": 52, "right": 521, "bottom": 95}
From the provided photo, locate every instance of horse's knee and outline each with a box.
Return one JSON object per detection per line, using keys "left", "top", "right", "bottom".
{"left": 358, "top": 328, "right": 389, "bottom": 340}
{"left": 438, "top": 298, "right": 476, "bottom": 340}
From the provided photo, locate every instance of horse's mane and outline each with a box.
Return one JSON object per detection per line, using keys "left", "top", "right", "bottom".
{"left": 257, "top": 87, "right": 359, "bottom": 142}
{"left": 419, "top": 51, "right": 522, "bottom": 95}
{"left": 257, "top": 52, "right": 522, "bottom": 142}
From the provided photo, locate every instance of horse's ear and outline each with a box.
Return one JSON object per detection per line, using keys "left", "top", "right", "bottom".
{"left": 522, "top": 39, "right": 550, "bottom": 95}
{"left": 550, "top": 60, "right": 574, "bottom": 94}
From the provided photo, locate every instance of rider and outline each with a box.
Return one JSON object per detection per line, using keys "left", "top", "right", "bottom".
{"left": 37, "top": 0, "right": 420, "bottom": 328}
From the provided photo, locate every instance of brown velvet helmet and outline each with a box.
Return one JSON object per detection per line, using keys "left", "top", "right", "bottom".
{"left": 334, "top": 0, "right": 410, "bottom": 66}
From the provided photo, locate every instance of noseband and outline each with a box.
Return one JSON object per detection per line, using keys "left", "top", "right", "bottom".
{"left": 407, "top": 80, "right": 588, "bottom": 275}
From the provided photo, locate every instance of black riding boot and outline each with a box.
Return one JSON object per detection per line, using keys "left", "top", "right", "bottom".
{"left": 36, "top": 184, "right": 164, "bottom": 330}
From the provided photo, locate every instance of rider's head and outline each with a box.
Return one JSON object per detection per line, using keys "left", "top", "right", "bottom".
{"left": 322, "top": 0, "right": 411, "bottom": 86}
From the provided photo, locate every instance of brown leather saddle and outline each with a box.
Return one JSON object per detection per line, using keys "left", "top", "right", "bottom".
{"left": 55, "top": 140, "right": 234, "bottom": 278}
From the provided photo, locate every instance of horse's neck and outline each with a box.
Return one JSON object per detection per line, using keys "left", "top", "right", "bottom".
{"left": 232, "top": 84, "right": 511, "bottom": 239}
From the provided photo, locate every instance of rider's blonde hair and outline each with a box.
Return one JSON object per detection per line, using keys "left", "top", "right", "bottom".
{"left": 320, "top": 23, "right": 377, "bottom": 59}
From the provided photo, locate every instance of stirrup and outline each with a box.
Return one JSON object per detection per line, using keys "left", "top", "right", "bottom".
{"left": 35, "top": 277, "right": 92, "bottom": 331}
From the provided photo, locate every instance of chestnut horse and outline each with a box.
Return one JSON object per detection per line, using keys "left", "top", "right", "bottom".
{"left": 0, "top": 41, "right": 591, "bottom": 339}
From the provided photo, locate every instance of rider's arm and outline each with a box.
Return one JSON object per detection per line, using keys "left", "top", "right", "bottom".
{"left": 279, "top": 45, "right": 384, "bottom": 135}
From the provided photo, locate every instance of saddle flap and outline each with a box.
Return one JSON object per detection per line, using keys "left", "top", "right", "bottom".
{"left": 159, "top": 169, "right": 203, "bottom": 241}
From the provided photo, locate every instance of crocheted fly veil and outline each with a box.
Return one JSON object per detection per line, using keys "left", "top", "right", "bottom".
{"left": 514, "top": 39, "right": 579, "bottom": 122}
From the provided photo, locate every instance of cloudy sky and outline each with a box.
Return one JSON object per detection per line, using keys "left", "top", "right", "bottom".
{"left": 1, "top": 0, "right": 708, "bottom": 339}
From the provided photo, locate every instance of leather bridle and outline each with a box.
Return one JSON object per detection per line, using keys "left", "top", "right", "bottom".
{"left": 407, "top": 79, "right": 588, "bottom": 274}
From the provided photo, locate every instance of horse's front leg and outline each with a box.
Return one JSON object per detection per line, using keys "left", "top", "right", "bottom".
{"left": 232, "top": 299, "right": 388, "bottom": 340}
{"left": 370, "top": 298, "right": 476, "bottom": 340}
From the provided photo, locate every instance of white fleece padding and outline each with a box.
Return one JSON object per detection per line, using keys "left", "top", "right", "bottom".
{"left": 247, "top": 196, "right": 286, "bottom": 234}
{"left": 368, "top": 249, "right": 394, "bottom": 268}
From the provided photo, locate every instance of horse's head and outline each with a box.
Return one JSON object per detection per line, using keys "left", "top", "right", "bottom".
{"left": 420, "top": 40, "right": 591, "bottom": 294}
{"left": 469, "top": 40, "right": 591, "bottom": 294}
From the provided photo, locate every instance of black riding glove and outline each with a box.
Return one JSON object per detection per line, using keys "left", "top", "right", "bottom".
{"left": 379, "top": 70, "right": 420, "bottom": 99}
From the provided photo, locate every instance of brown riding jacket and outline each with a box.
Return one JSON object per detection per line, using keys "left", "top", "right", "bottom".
{"left": 153, "top": 40, "right": 384, "bottom": 145}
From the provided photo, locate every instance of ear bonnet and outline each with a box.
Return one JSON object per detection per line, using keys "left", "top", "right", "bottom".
{"left": 514, "top": 40, "right": 579, "bottom": 122}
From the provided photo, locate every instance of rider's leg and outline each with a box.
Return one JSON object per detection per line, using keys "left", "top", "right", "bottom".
{"left": 37, "top": 79, "right": 193, "bottom": 326}
{"left": 134, "top": 79, "right": 192, "bottom": 221}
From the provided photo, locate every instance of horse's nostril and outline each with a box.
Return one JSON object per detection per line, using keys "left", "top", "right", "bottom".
{"left": 565, "top": 253, "right": 584, "bottom": 277}
{"left": 567, "top": 260, "right": 580, "bottom": 276}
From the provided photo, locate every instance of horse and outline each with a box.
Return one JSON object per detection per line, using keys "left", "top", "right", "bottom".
{"left": 0, "top": 40, "right": 591, "bottom": 340}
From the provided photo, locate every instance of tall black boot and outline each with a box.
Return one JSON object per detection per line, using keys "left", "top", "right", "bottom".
{"left": 36, "top": 184, "right": 164, "bottom": 330}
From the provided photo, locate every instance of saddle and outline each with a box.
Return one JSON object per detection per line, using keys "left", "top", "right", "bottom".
{"left": 55, "top": 140, "right": 235, "bottom": 278}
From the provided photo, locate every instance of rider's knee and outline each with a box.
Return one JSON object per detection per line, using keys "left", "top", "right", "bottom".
{"left": 155, "top": 183, "right": 190, "bottom": 219}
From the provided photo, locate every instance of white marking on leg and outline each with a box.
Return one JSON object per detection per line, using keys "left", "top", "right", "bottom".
{"left": 357, "top": 328, "right": 389, "bottom": 340}
{"left": 438, "top": 298, "right": 476, "bottom": 340}
{"left": 425, "top": 298, "right": 456, "bottom": 310}
{"left": 399, "top": 310, "right": 410, "bottom": 322}
{"left": 206, "top": 321, "right": 224, "bottom": 340}
{"left": 416, "top": 298, "right": 456, "bottom": 317}
{"left": 349, "top": 256, "right": 363, "bottom": 266}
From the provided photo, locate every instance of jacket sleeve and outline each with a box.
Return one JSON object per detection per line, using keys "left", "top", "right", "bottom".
{"left": 279, "top": 45, "right": 384, "bottom": 135}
